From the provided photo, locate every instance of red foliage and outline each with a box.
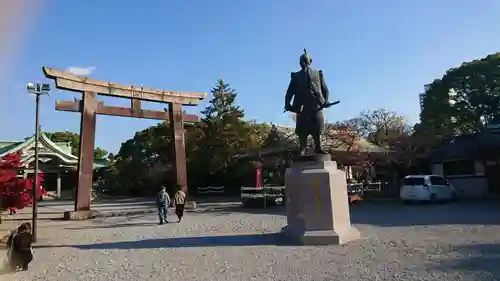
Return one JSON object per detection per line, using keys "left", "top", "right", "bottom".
{"left": 0, "top": 151, "right": 46, "bottom": 210}
{"left": 325, "top": 121, "right": 366, "bottom": 165}
{"left": 326, "top": 121, "right": 392, "bottom": 168}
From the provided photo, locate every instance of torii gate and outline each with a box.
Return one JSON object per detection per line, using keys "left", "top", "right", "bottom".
{"left": 43, "top": 67, "right": 207, "bottom": 212}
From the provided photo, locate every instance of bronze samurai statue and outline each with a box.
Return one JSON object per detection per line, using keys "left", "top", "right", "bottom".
{"left": 284, "top": 49, "right": 338, "bottom": 156}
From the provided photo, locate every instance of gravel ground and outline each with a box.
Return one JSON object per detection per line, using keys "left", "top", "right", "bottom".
{"left": 4, "top": 201, "right": 500, "bottom": 281}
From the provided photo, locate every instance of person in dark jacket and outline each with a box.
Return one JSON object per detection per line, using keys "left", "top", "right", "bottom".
{"left": 156, "top": 186, "right": 170, "bottom": 225}
{"left": 7, "top": 222, "right": 33, "bottom": 271}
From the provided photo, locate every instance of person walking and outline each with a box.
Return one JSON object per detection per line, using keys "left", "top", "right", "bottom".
{"left": 174, "top": 185, "right": 187, "bottom": 223}
{"left": 156, "top": 186, "right": 170, "bottom": 225}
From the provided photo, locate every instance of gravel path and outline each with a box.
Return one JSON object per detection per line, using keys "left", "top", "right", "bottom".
{"left": 4, "top": 202, "right": 500, "bottom": 281}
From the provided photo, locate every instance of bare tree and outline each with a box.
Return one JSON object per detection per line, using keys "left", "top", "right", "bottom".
{"left": 357, "top": 109, "right": 412, "bottom": 147}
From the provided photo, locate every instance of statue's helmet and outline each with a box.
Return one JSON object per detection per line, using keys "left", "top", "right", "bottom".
{"left": 299, "top": 49, "right": 312, "bottom": 66}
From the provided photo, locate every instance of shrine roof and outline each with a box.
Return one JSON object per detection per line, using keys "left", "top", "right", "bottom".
{"left": 0, "top": 133, "right": 106, "bottom": 169}
{"left": 0, "top": 141, "right": 22, "bottom": 155}
{"left": 429, "top": 128, "right": 500, "bottom": 161}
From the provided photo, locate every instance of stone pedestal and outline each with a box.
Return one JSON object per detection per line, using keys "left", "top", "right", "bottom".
{"left": 281, "top": 154, "right": 360, "bottom": 245}
{"left": 63, "top": 210, "right": 95, "bottom": 220}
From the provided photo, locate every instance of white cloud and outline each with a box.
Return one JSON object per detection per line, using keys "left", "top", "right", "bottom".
{"left": 65, "top": 66, "right": 96, "bottom": 76}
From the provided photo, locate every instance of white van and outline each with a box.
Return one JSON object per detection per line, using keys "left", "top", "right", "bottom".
{"left": 400, "top": 175, "right": 457, "bottom": 203}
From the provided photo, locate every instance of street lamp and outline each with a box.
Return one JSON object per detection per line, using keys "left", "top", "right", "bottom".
{"left": 26, "top": 82, "right": 50, "bottom": 242}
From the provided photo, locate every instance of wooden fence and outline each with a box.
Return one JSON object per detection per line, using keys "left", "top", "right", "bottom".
{"left": 357, "top": 181, "right": 400, "bottom": 199}
{"left": 196, "top": 186, "right": 225, "bottom": 195}
{"left": 195, "top": 182, "right": 399, "bottom": 199}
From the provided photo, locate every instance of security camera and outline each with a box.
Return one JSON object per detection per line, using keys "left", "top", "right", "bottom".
{"left": 41, "top": 84, "right": 50, "bottom": 91}
{"left": 26, "top": 82, "right": 36, "bottom": 92}
{"left": 26, "top": 82, "right": 50, "bottom": 94}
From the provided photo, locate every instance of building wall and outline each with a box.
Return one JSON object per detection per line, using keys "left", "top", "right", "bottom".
{"left": 448, "top": 177, "right": 488, "bottom": 198}
{"left": 419, "top": 92, "right": 426, "bottom": 113}
{"left": 431, "top": 161, "right": 488, "bottom": 198}
{"left": 419, "top": 84, "right": 432, "bottom": 113}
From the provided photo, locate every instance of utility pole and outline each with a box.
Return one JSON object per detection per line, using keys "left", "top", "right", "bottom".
{"left": 27, "top": 82, "right": 50, "bottom": 242}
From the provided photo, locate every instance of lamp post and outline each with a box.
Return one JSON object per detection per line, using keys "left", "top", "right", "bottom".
{"left": 26, "top": 82, "right": 50, "bottom": 242}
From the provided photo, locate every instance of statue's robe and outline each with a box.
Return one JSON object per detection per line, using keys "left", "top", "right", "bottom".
{"left": 285, "top": 67, "right": 330, "bottom": 136}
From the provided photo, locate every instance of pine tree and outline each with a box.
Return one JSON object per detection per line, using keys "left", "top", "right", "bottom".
{"left": 201, "top": 79, "right": 244, "bottom": 122}
{"left": 195, "top": 79, "right": 250, "bottom": 184}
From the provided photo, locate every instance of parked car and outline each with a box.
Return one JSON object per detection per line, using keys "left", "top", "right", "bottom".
{"left": 400, "top": 175, "right": 457, "bottom": 203}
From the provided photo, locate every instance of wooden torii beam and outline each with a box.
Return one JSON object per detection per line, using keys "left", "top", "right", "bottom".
{"left": 55, "top": 100, "right": 199, "bottom": 123}
{"left": 44, "top": 67, "right": 205, "bottom": 105}
{"left": 43, "top": 66, "right": 207, "bottom": 212}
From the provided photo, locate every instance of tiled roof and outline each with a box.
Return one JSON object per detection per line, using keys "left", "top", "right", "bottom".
{"left": 431, "top": 135, "right": 477, "bottom": 160}
{"left": 0, "top": 141, "right": 21, "bottom": 155}
{"left": 430, "top": 129, "right": 500, "bottom": 161}
{"left": 0, "top": 132, "right": 106, "bottom": 169}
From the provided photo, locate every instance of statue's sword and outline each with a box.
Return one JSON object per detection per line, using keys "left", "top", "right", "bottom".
{"left": 283, "top": 100, "right": 340, "bottom": 113}
{"left": 318, "top": 100, "right": 340, "bottom": 110}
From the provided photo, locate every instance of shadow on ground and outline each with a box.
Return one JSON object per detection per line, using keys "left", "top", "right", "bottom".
{"left": 0, "top": 261, "right": 28, "bottom": 276}
{"left": 64, "top": 222, "right": 159, "bottom": 230}
{"left": 35, "top": 233, "right": 285, "bottom": 250}
{"left": 196, "top": 205, "right": 285, "bottom": 216}
{"left": 39, "top": 202, "right": 155, "bottom": 208}
{"left": 3, "top": 211, "right": 63, "bottom": 216}
{"left": 3, "top": 217, "right": 63, "bottom": 222}
{"left": 433, "top": 243, "right": 500, "bottom": 280}
{"left": 0, "top": 267, "right": 16, "bottom": 276}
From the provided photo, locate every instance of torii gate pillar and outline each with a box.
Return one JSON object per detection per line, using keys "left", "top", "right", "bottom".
{"left": 76, "top": 91, "right": 98, "bottom": 211}
{"left": 169, "top": 102, "right": 188, "bottom": 191}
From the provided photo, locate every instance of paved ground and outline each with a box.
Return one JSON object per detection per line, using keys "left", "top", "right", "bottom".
{"left": 0, "top": 198, "right": 239, "bottom": 236}
{"left": 3, "top": 201, "right": 500, "bottom": 281}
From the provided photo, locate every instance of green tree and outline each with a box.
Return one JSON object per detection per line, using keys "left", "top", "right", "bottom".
{"left": 45, "top": 131, "right": 80, "bottom": 155}
{"left": 93, "top": 147, "right": 109, "bottom": 160}
{"left": 420, "top": 53, "right": 500, "bottom": 137}
{"left": 45, "top": 131, "right": 109, "bottom": 159}
{"left": 193, "top": 79, "right": 258, "bottom": 187}
{"left": 100, "top": 79, "right": 270, "bottom": 195}
{"left": 104, "top": 122, "right": 174, "bottom": 195}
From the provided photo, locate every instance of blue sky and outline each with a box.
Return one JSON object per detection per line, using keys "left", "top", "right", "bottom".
{"left": 1, "top": 0, "right": 500, "bottom": 153}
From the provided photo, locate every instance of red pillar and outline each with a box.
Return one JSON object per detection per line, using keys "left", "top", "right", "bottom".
{"left": 255, "top": 167, "right": 262, "bottom": 188}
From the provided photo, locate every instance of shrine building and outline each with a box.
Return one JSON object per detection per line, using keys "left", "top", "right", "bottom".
{"left": 0, "top": 132, "right": 106, "bottom": 198}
